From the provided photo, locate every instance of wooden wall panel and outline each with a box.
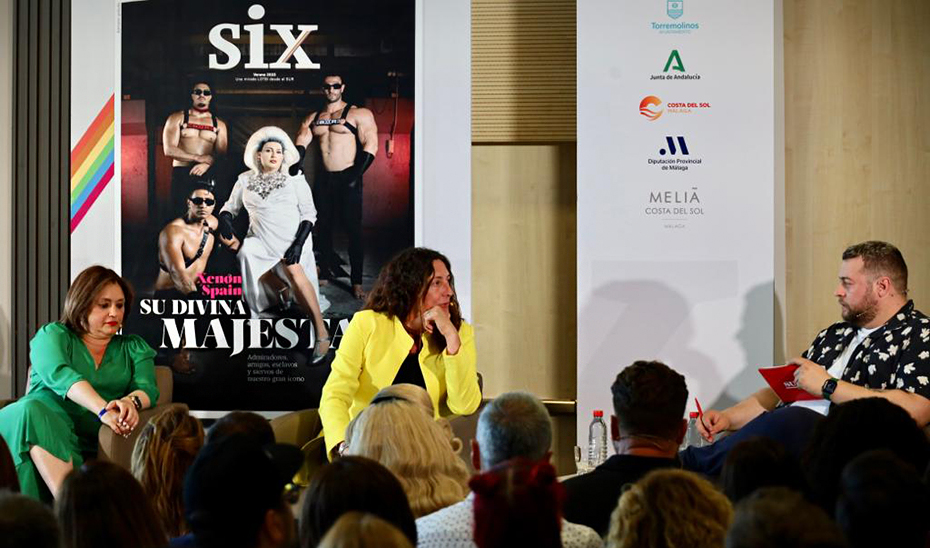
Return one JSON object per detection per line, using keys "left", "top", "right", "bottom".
{"left": 472, "top": 0, "right": 576, "bottom": 142}
{"left": 11, "top": 0, "right": 71, "bottom": 396}
{"left": 784, "top": 0, "right": 930, "bottom": 356}
{"left": 472, "top": 144, "right": 576, "bottom": 399}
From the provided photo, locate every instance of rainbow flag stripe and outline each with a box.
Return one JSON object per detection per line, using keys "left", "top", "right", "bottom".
{"left": 70, "top": 95, "right": 115, "bottom": 233}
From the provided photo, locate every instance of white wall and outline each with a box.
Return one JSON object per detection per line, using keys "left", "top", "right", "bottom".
{"left": 0, "top": 0, "right": 14, "bottom": 399}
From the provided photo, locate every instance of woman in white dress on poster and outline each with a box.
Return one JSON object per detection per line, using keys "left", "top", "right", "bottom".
{"left": 218, "top": 126, "right": 331, "bottom": 361}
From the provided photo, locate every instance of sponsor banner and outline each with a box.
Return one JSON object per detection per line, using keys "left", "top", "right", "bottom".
{"left": 71, "top": 0, "right": 472, "bottom": 412}
{"left": 577, "top": 0, "right": 776, "bottom": 443}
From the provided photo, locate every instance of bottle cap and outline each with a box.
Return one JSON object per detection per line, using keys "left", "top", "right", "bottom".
{"left": 689, "top": 411, "right": 700, "bottom": 418}
{"left": 593, "top": 410, "right": 603, "bottom": 417}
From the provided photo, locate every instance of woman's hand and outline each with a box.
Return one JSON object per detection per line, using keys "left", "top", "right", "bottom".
{"left": 423, "top": 306, "right": 461, "bottom": 355}
{"left": 100, "top": 409, "right": 131, "bottom": 437}
{"left": 105, "top": 399, "right": 140, "bottom": 432}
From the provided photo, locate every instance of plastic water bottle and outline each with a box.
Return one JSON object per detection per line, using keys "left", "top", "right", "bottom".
{"left": 680, "top": 412, "right": 706, "bottom": 450}
{"left": 587, "top": 410, "right": 608, "bottom": 468}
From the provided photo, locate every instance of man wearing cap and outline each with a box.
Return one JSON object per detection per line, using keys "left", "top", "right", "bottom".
{"left": 163, "top": 80, "right": 228, "bottom": 221}
{"left": 179, "top": 435, "right": 302, "bottom": 548}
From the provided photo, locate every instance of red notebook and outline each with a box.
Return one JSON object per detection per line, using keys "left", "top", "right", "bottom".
{"left": 758, "top": 364, "right": 822, "bottom": 403}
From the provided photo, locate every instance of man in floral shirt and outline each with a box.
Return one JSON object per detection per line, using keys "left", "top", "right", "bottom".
{"left": 682, "top": 241, "right": 930, "bottom": 475}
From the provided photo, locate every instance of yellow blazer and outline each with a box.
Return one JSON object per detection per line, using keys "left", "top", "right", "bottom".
{"left": 319, "top": 310, "right": 481, "bottom": 456}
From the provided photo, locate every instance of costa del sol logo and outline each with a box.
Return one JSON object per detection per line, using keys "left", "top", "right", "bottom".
{"left": 640, "top": 96, "right": 711, "bottom": 120}
{"left": 640, "top": 96, "right": 664, "bottom": 121}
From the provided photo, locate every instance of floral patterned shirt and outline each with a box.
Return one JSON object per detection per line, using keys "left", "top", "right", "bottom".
{"left": 802, "top": 300, "right": 930, "bottom": 398}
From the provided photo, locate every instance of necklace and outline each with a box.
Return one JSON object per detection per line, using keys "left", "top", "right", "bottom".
{"left": 247, "top": 171, "right": 287, "bottom": 199}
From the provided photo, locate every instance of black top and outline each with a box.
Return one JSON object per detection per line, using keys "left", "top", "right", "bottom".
{"left": 561, "top": 454, "right": 679, "bottom": 537}
{"left": 392, "top": 344, "right": 426, "bottom": 388}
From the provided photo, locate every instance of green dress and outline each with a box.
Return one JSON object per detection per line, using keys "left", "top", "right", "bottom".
{"left": 0, "top": 322, "right": 159, "bottom": 500}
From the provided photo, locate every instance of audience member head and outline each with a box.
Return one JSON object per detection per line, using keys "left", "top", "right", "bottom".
{"left": 606, "top": 469, "right": 732, "bottom": 548}
{"left": 300, "top": 456, "right": 416, "bottom": 547}
{"left": 131, "top": 403, "right": 205, "bottom": 537}
{"left": 0, "top": 436, "right": 19, "bottom": 492}
{"left": 344, "top": 398, "right": 469, "bottom": 517}
{"left": 802, "top": 397, "right": 930, "bottom": 510}
{"left": 726, "top": 487, "right": 846, "bottom": 548}
{"left": 56, "top": 460, "right": 167, "bottom": 548}
{"left": 474, "top": 391, "right": 552, "bottom": 470}
{"left": 835, "top": 450, "right": 930, "bottom": 548}
{"left": 205, "top": 410, "right": 275, "bottom": 446}
{"left": 369, "top": 384, "right": 463, "bottom": 454}
{"left": 720, "top": 437, "right": 806, "bottom": 503}
{"left": 610, "top": 360, "right": 688, "bottom": 456}
{"left": 184, "top": 435, "right": 302, "bottom": 548}
{"left": 470, "top": 458, "right": 564, "bottom": 548}
{"left": 0, "top": 491, "right": 59, "bottom": 548}
{"left": 317, "top": 512, "right": 414, "bottom": 548}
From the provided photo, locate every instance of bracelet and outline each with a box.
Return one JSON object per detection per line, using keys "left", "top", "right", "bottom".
{"left": 128, "top": 395, "right": 143, "bottom": 411}
{"left": 97, "top": 407, "right": 108, "bottom": 421}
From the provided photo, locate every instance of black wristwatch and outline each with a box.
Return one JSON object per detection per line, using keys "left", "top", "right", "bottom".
{"left": 821, "top": 378, "right": 838, "bottom": 401}
{"left": 129, "top": 395, "right": 143, "bottom": 410}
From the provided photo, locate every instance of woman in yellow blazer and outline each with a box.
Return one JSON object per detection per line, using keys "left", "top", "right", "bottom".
{"left": 320, "top": 248, "right": 482, "bottom": 458}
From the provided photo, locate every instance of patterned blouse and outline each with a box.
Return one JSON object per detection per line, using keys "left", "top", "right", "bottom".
{"left": 802, "top": 300, "right": 930, "bottom": 398}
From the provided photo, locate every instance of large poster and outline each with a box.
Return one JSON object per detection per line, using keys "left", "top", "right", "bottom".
{"left": 119, "top": 0, "right": 415, "bottom": 410}
{"left": 577, "top": 0, "right": 778, "bottom": 443}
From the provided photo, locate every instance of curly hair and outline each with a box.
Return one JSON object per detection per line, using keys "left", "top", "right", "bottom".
{"left": 363, "top": 248, "right": 462, "bottom": 350}
{"left": 130, "top": 404, "right": 204, "bottom": 537}
{"left": 607, "top": 469, "right": 732, "bottom": 548}
{"left": 344, "top": 399, "right": 469, "bottom": 517}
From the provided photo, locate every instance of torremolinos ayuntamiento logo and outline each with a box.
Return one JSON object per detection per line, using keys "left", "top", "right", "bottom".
{"left": 651, "top": 0, "right": 699, "bottom": 35}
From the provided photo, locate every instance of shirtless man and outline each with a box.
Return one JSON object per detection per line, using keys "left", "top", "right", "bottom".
{"left": 162, "top": 81, "right": 228, "bottom": 222}
{"left": 155, "top": 185, "right": 227, "bottom": 295}
{"left": 293, "top": 74, "right": 378, "bottom": 300}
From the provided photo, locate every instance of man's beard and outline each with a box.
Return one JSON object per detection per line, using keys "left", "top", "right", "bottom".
{"left": 841, "top": 289, "right": 878, "bottom": 326}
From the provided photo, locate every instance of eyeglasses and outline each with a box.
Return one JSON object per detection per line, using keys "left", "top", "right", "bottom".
{"left": 321, "top": 83, "right": 343, "bottom": 90}
{"left": 189, "top": 197, "right": 215, "bottom": 206}
{"left": 191, "top": 89, "right": 213, "bottom": 96}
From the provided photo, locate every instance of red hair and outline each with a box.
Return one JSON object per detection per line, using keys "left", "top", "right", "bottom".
{"left": 470, "top": 458, "right": 563, "bottom": 548}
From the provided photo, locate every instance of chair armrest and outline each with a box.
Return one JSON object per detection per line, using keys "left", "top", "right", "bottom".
{"left": 97, "top": 405, "right": 169, "bottom": 471}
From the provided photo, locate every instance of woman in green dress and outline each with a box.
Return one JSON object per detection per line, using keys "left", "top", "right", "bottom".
{"left": 0, "top": 265, "right": 159, "bottom": 500}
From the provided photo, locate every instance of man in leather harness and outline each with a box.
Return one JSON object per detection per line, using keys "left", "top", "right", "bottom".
{"left": 293, "top": 74, "right": 378, "bottom": 300}
{"left": 162, "top": 81, "right": 228, "bottom": 222}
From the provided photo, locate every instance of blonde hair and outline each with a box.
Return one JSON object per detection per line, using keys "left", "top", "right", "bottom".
{"left": 318, "top": 512, "right": 414, "bottom": 548}
{"left": 607, "top": 469, "right": 733, "bottom": 548}
{"left": 130, "top": 403, "right": 204, "bottom": 537}
{"left": 370, "top": 384, "right": 463, "bottom": 455}
{"left": 344, "top": 399, "right": 469, "bottom": 517}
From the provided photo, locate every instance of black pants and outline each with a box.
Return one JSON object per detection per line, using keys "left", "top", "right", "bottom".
{"left": 315, "top": 169, "right": 363, "bottom": 285}
{"left": 679, "top": 405, "right": 823, "bottom": 477}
